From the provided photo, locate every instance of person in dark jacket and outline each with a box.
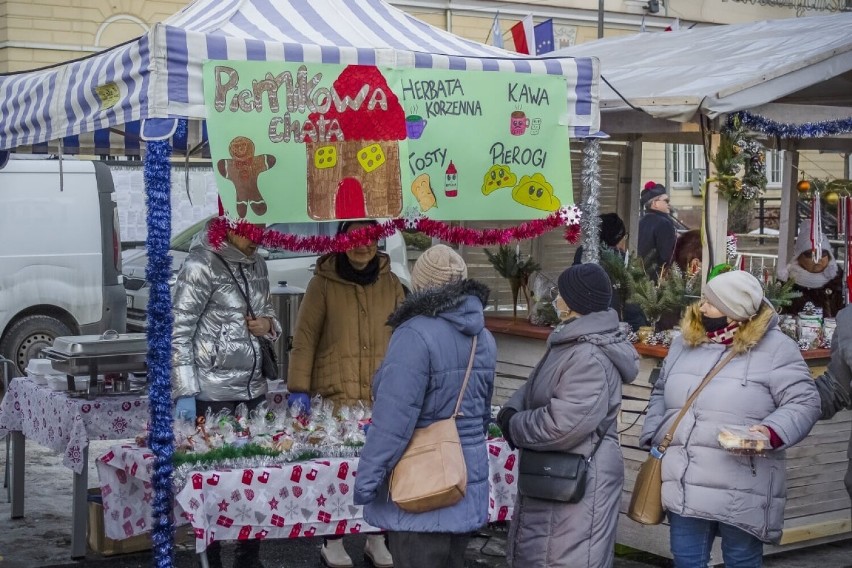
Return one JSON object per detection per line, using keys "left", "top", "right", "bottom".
{"left": 638, "top": 181, "right": 677, "bottom": 281}
{"left": 812, "top": 305, "right": 852, "bottom": 498}
{"left": 354, "top": 244, "right": 496, "bottom": 568}
{"left": 779, "top": 221, "right": 844, "bottom": 317}
{"left": 640, "top": 270, "right": 820, "bottom": 566}
{"left": 573, "top": 213, "right": 647, "bottom": 331}
{"left": 497, "top": 263, "right": 639, "bottom": 567}
{"left": 572, "top": 212, "right": 627, "bottom": 265}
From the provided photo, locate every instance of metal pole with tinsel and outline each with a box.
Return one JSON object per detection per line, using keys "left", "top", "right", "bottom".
{"left": 144, "top": 120, "right": 184, "bottom": 568}
{"left": 581, "top": 138, "right": 602, "bottom": 264}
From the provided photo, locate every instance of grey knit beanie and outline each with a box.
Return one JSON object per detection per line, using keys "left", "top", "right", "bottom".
{"left": 703, "top": 270, "right": 764, "bottom": 321}
{"left": 411, "top": 244, "right": 468, "bottom": 291}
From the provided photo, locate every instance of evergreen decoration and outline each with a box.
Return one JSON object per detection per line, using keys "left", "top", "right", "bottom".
{"left": 761, "top": 276, "right": 803, "bottom": 311}
{"left": 626, "top": 255, "right": 683, "bottom": 328}
{"left": 711, "top": 114, "right": 767, "bottom": 202}
{"left": 484, "top": 245, "right": 541, "bottom": 318}
{"left": 599, "top": 249, "right": 630, "bottom": 320}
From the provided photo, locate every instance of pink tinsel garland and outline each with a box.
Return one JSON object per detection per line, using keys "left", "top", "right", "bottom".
{"left": 208, "top": 211, "right": 581, "bottom": 254}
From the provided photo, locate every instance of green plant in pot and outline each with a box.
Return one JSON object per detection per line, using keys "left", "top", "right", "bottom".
{"left": 484, "top": 245, "right": 541, "bottom": 319}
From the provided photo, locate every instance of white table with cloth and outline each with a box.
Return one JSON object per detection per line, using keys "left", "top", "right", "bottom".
{"left": 96, "top": 439, "right": 519, "bottom": 553}
{"left": 0, "top": 378, "right": 292, "bottom": 558}
{"left": 0, "top": 376, "right": 150, "bottom": 558}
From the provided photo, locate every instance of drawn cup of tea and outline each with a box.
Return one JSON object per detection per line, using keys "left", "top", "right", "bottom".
{"left": 510, "top": 111, "right": 530, "bottom": 136}
{"left": 406, "top": 115, "right": 428, "bottom": 139}
{"left": 530, "top": 118, "right": 542, "bottom": 135}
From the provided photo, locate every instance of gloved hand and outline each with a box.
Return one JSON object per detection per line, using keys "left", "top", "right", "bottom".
{"left": 496, "top": 408, "right": 518, "bottom": 450}
{"left": 174, "top": 396, "right": 196, "bottom": 422}
{"left": 287, "top": 392, "right": 311, "bottom": 415}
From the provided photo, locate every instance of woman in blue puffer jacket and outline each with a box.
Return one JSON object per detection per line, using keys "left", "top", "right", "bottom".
{"left": 354, "top": 244, "right": 496, "bottom": 568}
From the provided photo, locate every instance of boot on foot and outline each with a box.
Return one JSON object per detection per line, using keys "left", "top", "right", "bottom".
{"left": 364, "top": 534, "right": 393, "bottom": 568}
{"left": 320, "top": 538, "right": 353, "bottom": 568}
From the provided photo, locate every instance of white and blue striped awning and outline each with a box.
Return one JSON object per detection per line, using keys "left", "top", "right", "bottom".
{"left": 0, "top": 0, "right": 600, "bottom": 153}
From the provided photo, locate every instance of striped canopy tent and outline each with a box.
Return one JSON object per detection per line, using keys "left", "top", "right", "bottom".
{"left": 0, "top": 2, "right": 601, "bottom": 566}
{"left": 0, "top": 0, "right": 601, "bottom": 155}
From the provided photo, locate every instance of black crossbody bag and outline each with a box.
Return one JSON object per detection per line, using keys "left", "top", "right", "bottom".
{"left": 517, "top": 417, "right": 614, "bottom": 503}
{"left": 213, "top": 254, "right": 279, "bottom": 380}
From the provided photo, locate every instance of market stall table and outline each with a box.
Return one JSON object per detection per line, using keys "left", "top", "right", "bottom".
{"left": 0, "top": 377, "right": 150, "bottom": 558}
{"left": 96, "top": 440, "right": 519, "bottom": 553}
{"left": 0, "top": 378, "right": 292, "bottom": 558}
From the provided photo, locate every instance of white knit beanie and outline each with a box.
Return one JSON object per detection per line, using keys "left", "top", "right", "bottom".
{"left": 703, "top": 270, "right": 764, "bottom": 321}
{"left": 411, "top": 244, "right": 467, "bottom": 292}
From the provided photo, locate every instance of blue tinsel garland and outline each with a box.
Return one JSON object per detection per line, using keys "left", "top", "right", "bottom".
{"left": 144, "top": 119, "right": 186, "bottom": 568}
{"left": 735, "top": 110, "right": 852, "bottom": 139}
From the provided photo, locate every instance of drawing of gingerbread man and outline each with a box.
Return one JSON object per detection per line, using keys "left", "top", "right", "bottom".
{"left": 216, "top": 136, "right": 277, "bottom": 218}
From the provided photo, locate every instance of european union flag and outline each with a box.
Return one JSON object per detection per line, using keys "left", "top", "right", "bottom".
{"left": 534, "top": 19, "right": 554, "bottom": 55}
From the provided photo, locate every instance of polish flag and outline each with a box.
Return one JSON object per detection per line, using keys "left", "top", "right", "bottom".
{"left": 509, "top": 15, "right": 536, "bottom": 55}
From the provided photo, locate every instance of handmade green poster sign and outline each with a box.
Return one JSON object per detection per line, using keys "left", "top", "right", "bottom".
{"left": 203, "top": 61, "right": 572, "bottom": 222}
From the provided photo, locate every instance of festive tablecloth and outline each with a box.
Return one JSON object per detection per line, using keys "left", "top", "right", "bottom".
{"left": 97, "top": 440, "right": 519, "bottom": 550}
{"left": 0, "top": 377, "right": 149, "bottom": 473}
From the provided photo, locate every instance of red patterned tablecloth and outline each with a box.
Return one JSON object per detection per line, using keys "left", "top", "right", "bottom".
{"left": 96, "top": 440, "right": 519, "bottom": 550}
{"left": 0, "top": 377, "right": 149, "bottom": 473}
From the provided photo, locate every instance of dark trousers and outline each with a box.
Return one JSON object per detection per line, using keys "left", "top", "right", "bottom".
{"left": 387, "top": 531, "right": 470, "bottom": 568}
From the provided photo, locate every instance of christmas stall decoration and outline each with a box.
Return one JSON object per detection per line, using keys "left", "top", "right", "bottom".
{"left": 0, "top": 0, "right": 602, "bottom": 564}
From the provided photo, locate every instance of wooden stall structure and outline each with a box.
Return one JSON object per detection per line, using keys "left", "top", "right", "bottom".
{"left": 485, "top": 316, "right": 847, "bottom": 561}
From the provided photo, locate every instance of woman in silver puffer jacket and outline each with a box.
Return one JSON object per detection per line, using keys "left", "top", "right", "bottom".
{"left": 172, "top": 219, "right": 281, "bottom": 405}
{"left": 171, "top": 219, "right": 281, "bottom": 568}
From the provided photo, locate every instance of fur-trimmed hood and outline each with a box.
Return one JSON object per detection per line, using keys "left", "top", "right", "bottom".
{"left": 681, "top": 300, "right": 778, "bottom": 354}
{"left": 387, "top": 279, "right": 490, "bottom": 335}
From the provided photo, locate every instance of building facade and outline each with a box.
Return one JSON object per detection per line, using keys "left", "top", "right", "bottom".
{"left": 2, "top": 0, "right": 848, "bottom": 305}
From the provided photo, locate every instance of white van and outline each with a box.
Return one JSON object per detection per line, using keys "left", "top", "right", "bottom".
{"left": 0, "top": 159, "right": 126, "bottom": 372}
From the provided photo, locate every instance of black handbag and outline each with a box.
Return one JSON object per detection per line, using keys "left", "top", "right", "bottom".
{"left": 517, "top": 417, "right": 614, "bottom": 503}
{"left": 214, "top": 254, "right": 279, "bottom": 380}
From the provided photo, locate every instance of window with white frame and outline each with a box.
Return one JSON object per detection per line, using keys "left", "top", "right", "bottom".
{"left": 766, "top": 149, "right": 784, "bottom": 187}
{"left": 670, "top": 144, "right": 705, "bottom": 187}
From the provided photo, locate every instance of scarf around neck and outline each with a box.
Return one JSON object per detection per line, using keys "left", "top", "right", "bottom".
{"left": 706, "top": 321, "right": 741, "bottom": 345}
{"left": 335, "top": 253, "right": 380, "bottom": 286}
{"left": 786, "top": 257, "right": 838, "bottom": 290}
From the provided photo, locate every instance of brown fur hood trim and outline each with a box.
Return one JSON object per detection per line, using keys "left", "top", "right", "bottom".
{"left": 680, "top": 300, "right": 777, "bottom": 354}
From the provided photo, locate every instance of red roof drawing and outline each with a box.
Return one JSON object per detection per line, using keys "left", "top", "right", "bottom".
{"left": 308, "top": 65, "right": 405, "bottom": 141}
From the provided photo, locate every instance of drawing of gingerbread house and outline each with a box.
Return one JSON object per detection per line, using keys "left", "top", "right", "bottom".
{"left": 305, "top": 65, "right": 406, "bottom": 220}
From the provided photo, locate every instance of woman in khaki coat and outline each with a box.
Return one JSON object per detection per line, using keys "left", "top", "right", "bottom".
{"left": 287, "top": 220, "right": 404, "bottom": 568}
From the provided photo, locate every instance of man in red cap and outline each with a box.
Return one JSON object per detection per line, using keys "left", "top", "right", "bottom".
{"left": 638, "top": 181, "right": 676, "bottom": 281}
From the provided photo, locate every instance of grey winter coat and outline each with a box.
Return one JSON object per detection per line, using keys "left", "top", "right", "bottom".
{"left": 353, "top": 280, "right": 496, "bottom": 534}
{"left": 172, "top": 222, "right": 281, "bottom": 402}
{"left": 814, "top": 305, "right": 852, "bottom": 497}
{"left": 501, "top": 309, "right": 639, "bottom": 568}
{"left": 640, "top": 302, "right": 821, "bottom": 544}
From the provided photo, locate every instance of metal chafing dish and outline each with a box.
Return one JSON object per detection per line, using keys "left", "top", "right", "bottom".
{"left": 42, "top": 330, "right": 148, "bottom": 397}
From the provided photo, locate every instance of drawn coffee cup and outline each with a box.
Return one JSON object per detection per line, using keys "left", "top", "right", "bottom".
{"left": 510, "top": 111, "right": 530, "bottom": 136}
{"left": 406, "top": 115, "right": 428, "bottom": 139}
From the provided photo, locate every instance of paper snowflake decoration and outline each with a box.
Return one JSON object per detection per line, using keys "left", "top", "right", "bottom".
{"left": 401, "top": 206, "right": 424, "bottom": 230}
{"left": 559, "top": 205, "right": 582, "bottom": 226}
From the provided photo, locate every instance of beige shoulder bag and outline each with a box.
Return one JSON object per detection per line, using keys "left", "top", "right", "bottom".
{"left": 628, "top": 350, "right": 736, "bottom": 525}
{"left": 390, "top": 335, "right": 478, "bottom": 513}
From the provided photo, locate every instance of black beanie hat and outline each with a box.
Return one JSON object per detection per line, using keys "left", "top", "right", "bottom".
{"left": 599, "top": 213, "right": 626, "bottom": 247}
{"left": 337, "top": 219, "right": 379, "bottom": 235}
{"left": 557, "top": 263, "right": 612, "bottom": 315}
{"left": 640, "top": 182, "right": 667, "bottom": 207}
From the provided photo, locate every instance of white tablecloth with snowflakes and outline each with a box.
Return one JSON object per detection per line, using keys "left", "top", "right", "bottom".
{"left": 0, "top": 377, "right": 149, "bottom": 473}
{"left": 96, "top": 439, "right": 518, "bottom": 550}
